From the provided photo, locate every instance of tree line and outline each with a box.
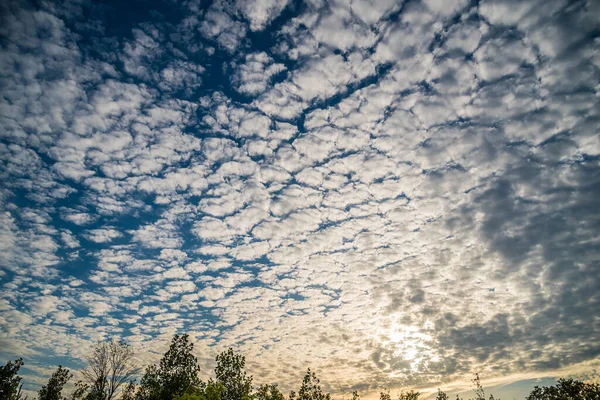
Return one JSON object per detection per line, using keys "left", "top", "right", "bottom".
{"left": 1, "top": 333, "right": 599, "bottom": 400}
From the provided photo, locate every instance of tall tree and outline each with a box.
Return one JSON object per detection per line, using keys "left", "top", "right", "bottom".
{"left": 0, "top": 358, "right": 26, "bottom": 400}
{"left": 472, "top": 374, "right": 485, "bottom": 400}
{"left": 214, "top": 348, "right": 253, "bottom": 400}
{"left": 71, "top": 380, "right": 93, "bottom": 400}
{"left": 471, "top": 374, "right": 496, "bottom": 400}
{"left": 38, "top": 366, "right": 72, "bottom": 400}
{"left": 397, "top": 391, "right": 420, "bottom": 400}
{"left": 255, "top": 384, "right": 284, "bottom": 400}
{"left": 120, "top": 381, "right": 137, "bottom": 400}
{"left": 297, "top": 369, "right": 330, "bottom": 400}
{"left": 435, "top": 389, "right": 449, "bottom": 400}
{"left": 526, "top": 378, "right": 600, "bottom": 400}
{"left": 137, "top": 333, "right": 202, "bottom": 400}
{"left": 80, "top": 340, "right": 138, "bottom": 400}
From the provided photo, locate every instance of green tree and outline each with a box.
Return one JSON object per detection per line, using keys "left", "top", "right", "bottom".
{"left": 138, "top": 365, "right": 162, "bottom": 400}
{"left": 120, "top": 381, "right": 137, "bottom": 400}
{"left": 172, "top": 380, "right": 226, "bottom": 400}
{"left": 351, "top": 391, "right": 359, "bottom": 400}
{"left": 255, "top": 384, "right": 284, "bottom": 400}
{"left": 379, "top": 389, "right": 390, "bottom": 400}
{"left": 201, "top": 380, "right": 227, "bottom": 400}
{"left": 137, "top": 334, "right": 202, "bottom": 400}
{"left": 172, "top": 392, "right": 203, "bottom": 400}
{"left": 173, "top": 379, "right": 225, "bottom": 400}
{"left": 214, "top": 349, "right": 252, "bottom": 400}
{"left": 297, "top": 369, "right": 330, "bottom": 400}
{"left": 38, "top": 366, "right": 72, "bottom": 400}
{"left": 526, "top": 378, "right": 600, "bottom": 400}
{"left": 71, "top": 380, "right": 92, "bottom": 400}
{"left": 0, "top": 358, "right": 26, "bottom": 400}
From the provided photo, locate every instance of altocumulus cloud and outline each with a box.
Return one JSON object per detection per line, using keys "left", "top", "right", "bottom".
{"left": 0, "top": 0, "right": 599, "bottom": 397}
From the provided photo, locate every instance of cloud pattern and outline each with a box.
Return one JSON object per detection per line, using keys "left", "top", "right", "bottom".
{"left": 0, "top": 0, "right": 599, "bottom": 397}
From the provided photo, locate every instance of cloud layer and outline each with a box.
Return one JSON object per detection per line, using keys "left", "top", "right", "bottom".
{"left": 1, "top": 0, "right": 599, "bottom": 397}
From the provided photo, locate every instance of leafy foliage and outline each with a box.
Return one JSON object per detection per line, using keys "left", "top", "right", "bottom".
{"left": 38, "top": 365, "right": 72, "bottom": 400}
{"left": 3, "top": 334, "right": 600, "bottom": 400}
{"left": 525, "top": 378, "right": 600, "bottom": 400}
{"left": 297, "top": 369, "right": 330, "bottom": 400}
{"left": 0, "top": 358, "right": 25, "bottom": 400}
{"left": 201, "top": 380, "right": 228, "bottom": 400}
{"left": 71, "top": 380, "right": 92, "bottom": 400}
{"left": 172, "top": 392, "right": 204, "bottom": 400}
{"left": 397, "top": 390, "right": 420, "bottom": 400}
{"left": 215, "top": 348, "right": 253, "bottom": 400}
{"left": 435, "top": 389, "right": 449, "bottom": 400}
{"left": 120, "top": 381, "right": 137, "bottom": 400}
{"left": 471, "top": 373, "right": 495, "bottom": 400}
{"left": 255, "top": 384, "right": 284, "bottom": 400}
{"left": 172, "top": 380, "right": 227, "bottom": 400}
{"left": 472, "top": 373, "right": 486, "bottom": 400}
{"left": 379, "top": 389, "right": 391, "bottom": 400}
{"left": 137, "top": 333, "right": 202, "bottom": 400}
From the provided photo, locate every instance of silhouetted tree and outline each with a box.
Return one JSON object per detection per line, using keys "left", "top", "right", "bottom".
{"left": 215, "top": 348, "right": 252, "bottom": 400}
{"left": 77, "top": 340, "right": 138, "bottom": 400}
{"left": 379, "top": 389, "right": 390, "bottom": 400}
{"left": 526, "top": 378, "right": 600, "bottom": 400}
{"left": 0, "top": 358, "right": 26, "bottom": 400}
{"left": 255, "top": 384, "right": 284, "bottom": 400}
{"left": 473, "top": 373, "right": 485, "bottom": 400}
{"left": 19, "top": 343, "right": 600, "bottom": 400}
{"left": 71, "top": 380, "right": 92, "bottom": 400}
{"left": 297, "top": 369, "right": 330, "bottom": 400}
{"left": 435, "top": 389, "right": 449, "bottom": 400}
{"left": 120, "top": 381, "right": 137, "bottom": 400}
{"left": 450, "top": 374, "right": 497, "bottom": 400}
{"left": 397, "top": 390, "right": 420, "bottom": 400}
{"left": 38, "top": 366, "right": 72, "bottom": 400}
{"left": 137, "top": 334, "right": 202, "bottom": 400}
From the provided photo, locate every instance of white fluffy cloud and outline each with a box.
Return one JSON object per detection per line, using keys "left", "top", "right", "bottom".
{"left": 237, "top": 0, "right": 290, "bottom": 31}
{"left": 232, "top": 52, "right": 286, "bottom": 96}
{"left": 1, "top": 0, "right": 599, "bottom": 398}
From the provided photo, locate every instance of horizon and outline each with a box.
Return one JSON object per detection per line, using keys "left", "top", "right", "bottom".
{"left": 1, "top": 0, "right": 599, "bottom": 399}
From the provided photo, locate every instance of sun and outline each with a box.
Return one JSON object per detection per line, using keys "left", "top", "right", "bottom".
{"left": 383, "top": 324, "right": 436, "bottom": 370}
{"left": 403, "top": 346, "right": 419, "bottom": 361}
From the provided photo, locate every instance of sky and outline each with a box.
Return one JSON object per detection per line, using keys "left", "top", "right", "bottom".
{"left": 0, "top": 0, "right": 599, "bottom": 399}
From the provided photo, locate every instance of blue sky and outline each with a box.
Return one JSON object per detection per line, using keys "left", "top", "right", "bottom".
{"left": 0, "top": 0, "right": 599, "bottom": 398}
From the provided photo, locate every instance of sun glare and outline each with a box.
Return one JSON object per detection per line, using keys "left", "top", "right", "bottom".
{"left": 382, "top": 325, "right": 436, "bottom": 370}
